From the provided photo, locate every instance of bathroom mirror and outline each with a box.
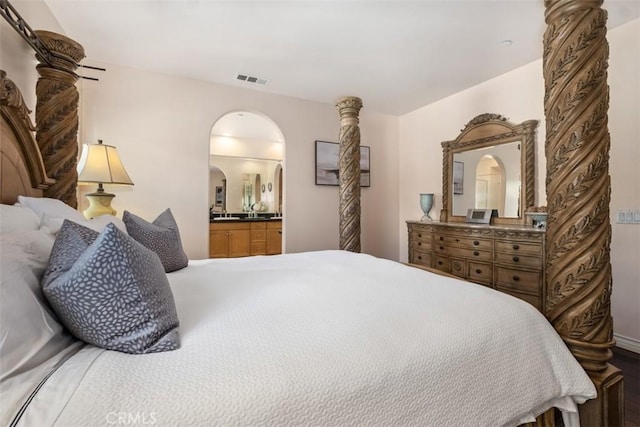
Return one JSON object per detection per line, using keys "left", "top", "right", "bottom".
{"left": 440, "top": 114, "right": 538, "bottom": 225}
{"left": 210, "top": 157, "right": 282, "bottom": 213}
{"left": 210, "top": 111, "right": 284, "bottom": 214}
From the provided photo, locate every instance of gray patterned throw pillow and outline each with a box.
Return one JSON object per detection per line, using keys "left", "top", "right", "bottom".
{"left": 123, "top": 209, "right": 188, "bottom": 273}
{"left": 41, "top": 220, "right": 99, "bottom": 289}
{"left": 42, "top": 223, "right": 181, "bottom": 354}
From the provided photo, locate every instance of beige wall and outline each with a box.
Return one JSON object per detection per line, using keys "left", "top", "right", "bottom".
{"left": 72, "top": 63, "right": 400, "bottom": 260}
{"left": 607, "top": 19, "right": 640, "bottom": 346}
{"left": 399, "top": 19, "right": 640, "bottom": 344}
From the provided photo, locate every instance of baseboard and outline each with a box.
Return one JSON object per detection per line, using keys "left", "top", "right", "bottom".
{"left": 614, "top": 333, "right": 640, "bottom": 354}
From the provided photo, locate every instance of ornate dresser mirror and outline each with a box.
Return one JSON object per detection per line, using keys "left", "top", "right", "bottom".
{"left": 439, "top": 114, "right": 538, "bottom": 225}
{"left": 408, "top": 113, "right": 546, "bottom": 312}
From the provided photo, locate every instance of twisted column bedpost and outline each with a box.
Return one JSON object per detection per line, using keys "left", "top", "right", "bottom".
{"left": 34, "top": 30, "right": 85, "bottom": 208}
{"left": 336, "top": 96, "right": 363, "bottom": 253}
{"left": 543, "top": 0, "right": 623, "bottom": 423}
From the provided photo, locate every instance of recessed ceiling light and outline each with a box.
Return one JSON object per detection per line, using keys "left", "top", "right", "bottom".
{"left": 500, "top": 39, "right": 513, "bottom": 47}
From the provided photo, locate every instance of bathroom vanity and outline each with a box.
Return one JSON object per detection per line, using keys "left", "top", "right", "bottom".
{"left": 209, "top": 218, "right": 282, "bottom": 258}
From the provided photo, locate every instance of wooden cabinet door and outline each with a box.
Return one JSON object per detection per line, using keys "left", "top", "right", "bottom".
{"left": 266, "top": 227, "right": 282, "bottom": 255}
{"left": 209, "top": 230, "right": 228, "bottom": 258}
{"left": 228, "top": 229, "right": 251, "bottom": 257}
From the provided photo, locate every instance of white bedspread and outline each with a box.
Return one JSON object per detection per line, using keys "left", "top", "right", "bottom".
{"left": 12, "top": 250, "right": 595, "bottom": 426}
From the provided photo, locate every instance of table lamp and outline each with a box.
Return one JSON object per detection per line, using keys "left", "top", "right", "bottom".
{"left": 77, "top": 139, "right": 134, "bottom": 219}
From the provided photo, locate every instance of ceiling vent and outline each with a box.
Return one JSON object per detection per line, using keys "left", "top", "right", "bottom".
{"left": 236, "top": 73, "right": 269, "bottom": 86}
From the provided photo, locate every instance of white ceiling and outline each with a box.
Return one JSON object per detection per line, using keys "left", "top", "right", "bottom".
{"left": 43, "top": 0, "right": 640, "bottom": 115}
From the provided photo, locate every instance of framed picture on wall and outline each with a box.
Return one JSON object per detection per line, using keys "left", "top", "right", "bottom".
{"left": 315, "top": 140, "right": 370, "bottom": 187}
{"left": 453, "top": 161, "right": 464, "bottom": 195}
{"left": 215, "top": 186, "right": 224, "bottom": 206}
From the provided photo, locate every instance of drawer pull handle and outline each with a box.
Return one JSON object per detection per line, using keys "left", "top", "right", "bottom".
{"left": 513, "top": 244, "right": 520, "bottom": 250}
{"left": 475, "top": 269, "right": 482, "bottom": 274}
{"left": 440, "top": 246, "right": 444, "bottom": 250}
{"left": 512, "top": 275, "right": 520, "bottom": 282}
{"left": 513, "top": 256, "right": 519, "bottom": 262}
{"left": 418, "top": 256, "right": 422, "bottom": 260}
{"left": 455, "top": 239, "right": 460, "bottom": 242}
{"left": 439, "top": 237, "right": 444, "bottom": 241}
{"left": 418, "top": 242, "right": 422, "bottom": 246}
{"left": 473, "top": 241, "right": 479, "bottom": 246}
{"left": 438, "top": 261, "right": 443, "bottom": 265}
{"left": 473, "top": 251, "right": 479, "bottom": 256}
{"left": 418, "top": 234, "right": 422, "bottom": 238}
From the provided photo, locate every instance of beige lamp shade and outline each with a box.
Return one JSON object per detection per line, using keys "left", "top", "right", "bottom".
{"left": 77, "top": 140, "right": 134, "bottom": 185}
{"left": 77, "top": 140, "right": 133, "bottom": 219}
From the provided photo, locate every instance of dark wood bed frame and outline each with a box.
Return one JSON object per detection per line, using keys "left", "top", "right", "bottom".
{"left": 0, "top": 1, "right": 624, "bottom": 424}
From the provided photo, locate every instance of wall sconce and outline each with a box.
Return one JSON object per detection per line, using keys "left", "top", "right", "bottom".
{"left": 77, "top": 139, "right": 134, "bottom": 219}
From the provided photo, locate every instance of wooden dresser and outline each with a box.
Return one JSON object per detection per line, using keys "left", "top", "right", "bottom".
{"left": 407, "top": 220, "right": 546, "bottom": 312}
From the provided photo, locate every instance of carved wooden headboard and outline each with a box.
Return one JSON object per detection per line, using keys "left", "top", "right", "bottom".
{"left": 0, "top": 70, "right": 54, "bottom": 204}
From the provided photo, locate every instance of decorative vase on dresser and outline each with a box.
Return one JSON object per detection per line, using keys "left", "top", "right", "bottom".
{"left": 419, "top": 193, "right": 434, "bottom": 222}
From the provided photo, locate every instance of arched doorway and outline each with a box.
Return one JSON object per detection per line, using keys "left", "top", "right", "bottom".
{"left": 475, "top": 155, "right": 506, "bottom": 216}
{"left": 209, "top": 111, "right": 285, "bottom": 255}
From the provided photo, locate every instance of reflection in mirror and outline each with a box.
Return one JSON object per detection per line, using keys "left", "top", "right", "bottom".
{"left": 210, "top": 157, "right": 281, "bottom": 213}
{"left": 452, "top": 142, "right": 521, "bottom": 218}
{"left": 210, "top": 111, "right": 283, "bottom": 215}
{"left": 441, "top": 114, "right": 538, "bottom": 225}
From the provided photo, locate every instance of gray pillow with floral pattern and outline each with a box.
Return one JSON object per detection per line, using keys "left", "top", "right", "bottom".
{"left": 42, "top": 223, "right": 180, "bottom": 354}
{"left": 123, "top": 209, "right": 188, "bottom": 273}
{"left": 41, "top": 219, "right": 99, "bottom": 290}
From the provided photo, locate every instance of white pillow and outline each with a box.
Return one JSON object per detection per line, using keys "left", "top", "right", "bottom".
{"left": 17, "top": 196, "right": 85, "bottom": 223}
{"left": 0, "top": 230, "right": 76, "bottom": 382}
{"left": 42, "top": 214, "right": 128, "bottom": 235}
{"left": 0, "top": 204, "right": 41, "bottom": 233}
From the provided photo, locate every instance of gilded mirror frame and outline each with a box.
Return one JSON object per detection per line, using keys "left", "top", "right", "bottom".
{"left": 440, "top": 114, "right": 538, "bottom": 225}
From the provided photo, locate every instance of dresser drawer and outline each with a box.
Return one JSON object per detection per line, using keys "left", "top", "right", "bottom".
{"left": 494, "top": 252, "right": 542, "bottom": 269}
{"left": 495, "top": 266, "right": 541, "bottom": 295}
{"left": 410, "top": 229, "right": 432, "bottom": 242}
{"left": 409, "top": 250, "right": 431, "bottom": 267}
{"left": 434, "top": 244, "right": 492, "bottom": 261}
{"left": 468, "top": 261, "right": 492, "bottom": 285}
{"left": 410, "top": 238, "right": 432, "bottom": 252}
{"left": 433, "top": 255, "right": 450, "bottom": 273}
{"left": 495, "top": 240, "right": 542, "bottom": 256}
{"left": 434, "top": 234, "right": 492, "bottom": 251}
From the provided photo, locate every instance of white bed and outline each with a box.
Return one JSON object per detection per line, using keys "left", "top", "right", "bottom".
{"left": 2, "top": 246, "right": 595, "bottom": 427}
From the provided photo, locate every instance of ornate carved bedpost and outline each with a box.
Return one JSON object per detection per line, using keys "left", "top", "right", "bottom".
{"left": 34, "top": 31, "right": 85, "bottom": 207}
{"left": 336, "top": 96, "right": 363, "bottom": 252}
{"left": 543, "top": 0, "right": 623, "bottom": 424}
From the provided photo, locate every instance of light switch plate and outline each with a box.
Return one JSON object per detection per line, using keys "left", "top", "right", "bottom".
{"left": 617, "top": 211, "right": 627, "bottom": 223}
